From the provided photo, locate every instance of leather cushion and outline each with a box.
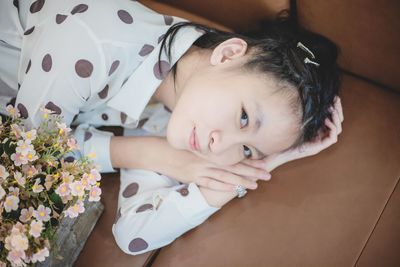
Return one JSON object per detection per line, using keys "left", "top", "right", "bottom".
{"left": 151, "top": 74, "right": 400, "bottom": 266}
{"left": 297, "top": 0, "right": 400, "bottom": 91}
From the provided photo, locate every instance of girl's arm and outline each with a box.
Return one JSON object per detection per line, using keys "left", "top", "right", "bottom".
{"left": 110, "top": 135, "right": 268, "bottom": 192}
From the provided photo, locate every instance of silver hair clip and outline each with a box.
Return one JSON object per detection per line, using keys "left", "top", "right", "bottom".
{"left": 296, "top": 42, "right": 320, "bottom": 67}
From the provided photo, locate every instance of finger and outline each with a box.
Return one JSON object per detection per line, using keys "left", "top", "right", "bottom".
{"left": 321, "top": 118, "right": 338, "bottom": 146}
{"left": 329, "top": 107, "right": 342, "bottom": 134}
{"left": 334, "top": 96, "right": 344, "bottom": 122}
{"left": 211, "top": 161, "right": 271, "bottom": 181}
{"left": 203, "top": 168, "right": 258, "bottom": 190}
{"left": 241, "top": 158, "right": 268, "bottom": 169}
{"left": 196, "top": 176, "right": 238, "bottom": 192}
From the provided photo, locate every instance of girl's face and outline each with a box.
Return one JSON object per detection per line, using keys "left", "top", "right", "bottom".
{"left": 166, "top": 68, "right": 300, "bottom": 166}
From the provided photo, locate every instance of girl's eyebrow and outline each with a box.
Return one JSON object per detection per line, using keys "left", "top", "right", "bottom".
{"left": 253, "top": 100, "right": 263, "bottom": 134}
{"left": 252, "top": 100, "right": 266, "bottom": 159}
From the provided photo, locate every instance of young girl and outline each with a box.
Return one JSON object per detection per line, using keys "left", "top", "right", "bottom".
{"left": 0, "top": 0, "right": 343, "bottom": 256}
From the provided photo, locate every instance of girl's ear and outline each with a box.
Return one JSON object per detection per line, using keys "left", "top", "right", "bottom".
{"left": 210, "top": 38, "right": 248, "bottom": 66}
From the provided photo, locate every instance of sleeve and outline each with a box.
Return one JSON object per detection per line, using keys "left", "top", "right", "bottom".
{"left": 111, "top": 169, "right": 221, "bottom": 255}
{"left": 15, "top": 17, "right": 116, "bottom": 173}
{"left": 70, "top": 123, "right": 117, "bottom": 173}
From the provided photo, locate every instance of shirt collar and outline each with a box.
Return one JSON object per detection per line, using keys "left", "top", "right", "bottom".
{"left": 107, "top": 25, "right": 204, "bottom": 121}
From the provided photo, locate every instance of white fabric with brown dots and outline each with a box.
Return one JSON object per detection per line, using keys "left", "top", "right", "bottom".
{"left": 0, "top": 0, "right": 220, "bottom": 255}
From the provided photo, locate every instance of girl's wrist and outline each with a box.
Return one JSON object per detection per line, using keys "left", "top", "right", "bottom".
{"left": 264, "top": 152, "right": 294, "bottom": 172}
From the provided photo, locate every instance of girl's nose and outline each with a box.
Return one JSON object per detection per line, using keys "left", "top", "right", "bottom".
{"left": 209, "top": 130, "right": 234, "bottom": 154}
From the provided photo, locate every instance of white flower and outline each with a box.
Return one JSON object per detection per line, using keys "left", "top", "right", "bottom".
{"left": 16, "top": 140, "right": 34, "bottom": 155}
{"left": 10, "top": 233, "right": 29, "bottom": 251}
{"left": 10, "top": 152, "right": 28, "bottom": 166}
{"left": 10, "top": 123, "right": 22, "bottom": 138}
{"left": 33, "top": 204, "right": 51, "bottom": 222}
{"left": 25, "top": 150, "right": 39, "bottom": 162}
{"left": 64, "top": 201, "right": 85, "bottom": 218}
{"left": 0, "top": 165, "right": 9, "bottom": 179}
{"left": 31, "top": 247, "right": 49, "bottom": 263}
{"left": 6, "top": 105, "right": 20, "bottom": 118}
{"left": 83, "top": 169, "right": 101, "bottom": 186}
{"left": 29, "top": 220, "right": 43, "bottom": 238}
{"left": 88, "top": 186, "right": 102, "bottom": 202}
{"left": 0, "top": 185, "right": 6, "bottom": 200}
{"left": 39, "top": 106, "right": 53, "bottom": 118}
{"left": 22, "top": 165, "right": 38, "bottom": 178}
{"left": 56, "top": 122, "right": 71, "bottom": 135}
{"left": 55, "top": 182, "right": 71, "bottom": 197}
{"left": 32, "top": 178, "right": 44, "bottom": 193}
{"left": 6, "top": 249, "right": 26, "bottom": 266}
{"left": 21, "top": 129, "right": 37, "bottom": 142}
{"left": 14, "top": 171, "right": 26, "bottom": 187}
{"left": 67, "top": 137, "right": 79, "bottom": 150}
{"left": 19, "top": 207, "right": 34, "bottom": 223}
{"left": 4, "top": 195, "right": 19, "bottom": 212}
{"left": 70, "top": 181, "right": 85, "bottom": 196}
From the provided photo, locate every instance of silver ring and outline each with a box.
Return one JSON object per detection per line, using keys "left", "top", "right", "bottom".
{"left": 235, "top": 185, "right": 247, "bottom": 198}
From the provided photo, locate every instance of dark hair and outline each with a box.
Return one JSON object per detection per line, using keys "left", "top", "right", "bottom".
{"left": 158, "top": 17, "right": 341, "bottom": 150}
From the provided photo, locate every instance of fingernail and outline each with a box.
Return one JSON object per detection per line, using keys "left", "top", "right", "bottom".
{"left": 251, "top": 183, "right": 258, "bottom": 189}
{"left": 261, "top": 173, "right": 271, "bottom": 180}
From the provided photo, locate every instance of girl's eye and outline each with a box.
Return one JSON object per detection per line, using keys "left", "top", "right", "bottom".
{"left": 240, "top": 108, "right": 248, "bottom": 128}
{"left": 243, "top": 145, "right": 252, "bottom": 159}
{"left": 240, "top": 107, "right": 253, "bottom": 159}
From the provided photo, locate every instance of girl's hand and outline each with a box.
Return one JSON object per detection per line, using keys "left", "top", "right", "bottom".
{"left": 175, "top": 152, "right": 272, "bottom": 192}
{"left": 254, "top": 95, "right": 344, "bottom": 172}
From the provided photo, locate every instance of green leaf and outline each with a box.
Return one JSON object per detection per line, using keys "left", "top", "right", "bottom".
{"left": 3, "top": 139, "right": 16, "bottom": 157}
{"left": 2, "top": 209, "right": 20, "bottom": 220}
{"left": 49, "top": 192, "right": 65, "bottom": 212}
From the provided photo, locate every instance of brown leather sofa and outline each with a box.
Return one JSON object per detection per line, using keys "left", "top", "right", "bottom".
{"left": 74, "top": 1, "right": 400, "bottom": 266}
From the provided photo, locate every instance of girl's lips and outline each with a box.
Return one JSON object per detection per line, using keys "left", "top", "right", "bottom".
{"left": 189, "top": 127, "right": 200, "bottom": 151}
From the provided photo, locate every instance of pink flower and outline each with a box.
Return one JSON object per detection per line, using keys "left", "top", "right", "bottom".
{"left": 67, "top": 138, "right": 79, "bottom": 150}
{"left": 29, "top": 220, "right": 43, "bottom": 238}
{"left": 88, "top": 186, "right": 102, "bottom": 202}
{"left": 60, "top": 194, "right": 73, "bottom": 204}
{"left": 64, "top": 201, "right": 85, "bottom": 218}
{"left": 44, "top": 174, "right": 57, "bottom": 191}
{"left": 55, "top": 182, "right": 71, "bottom": 197}
{"left": 22, "top": 165, "right": 38, "bottom": 178}
{"left": 6, "top": 249, "right": 26, "bottom": 266}
{"left": 80, "top": 176, "right": 91, "bottom": 190}
{"left": 14, "top": 171, "right": 26, "bottom": 187}
{"left": 70, "top": 181, "right": 85, "bottom": 197}
{"left": 10, "top": 233, "right": 29, "bottom": 251}
{"left": 4, "top": 195, "right": 19, "bottom": 212}
{"left": 83, "top": 169, "right": 101, "bottom": 186}
{"left": 6, "top": 105, "right": 20, "bottom": 118}
{"left": 8, "top": 186, "right": 20, "bottom": 196}
{"left": 32, "top": 178, "right": 44, "bottom": 193}
{"left": 33, "top": 205, "right": 51, "bottom": 222}
{"left": 31, "top": 247, "right": 49, "bottom": 263}
{"left": 10, "top": 123, "right": 22, "bottom": 138}
{"left": 56, "top": 122, "right": 71, "bottom": 135}
{"left": 10, "top": 152, "right": 28, "bottom": 166}
{"left": 25, "top": 150, "right": 39, "bottom": 162}
{"left": 21, "top": 129, "right": 37, "bottom": 142}
{"left": 61, "top": 172, "right": 74, "bottom": 183}
{"left": 0, "top": 185, "right": 5, "bottom": 200}
{"left": 15, "top": 140, "right": 34, "bottom": 155}
{"left": 19, "top": 207, "right": 34, "bottom": 223}
{"left": 0, "top": 164, "right": 9, "bottom": 179}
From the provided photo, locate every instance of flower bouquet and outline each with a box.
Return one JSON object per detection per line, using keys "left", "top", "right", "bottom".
{"left": 0, "top": 105, "right": 102, "bottom": 267}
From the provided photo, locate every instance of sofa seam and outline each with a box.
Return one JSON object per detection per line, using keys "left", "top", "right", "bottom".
{"left": 353, "top": 175, "right": 400, "bottom": 267}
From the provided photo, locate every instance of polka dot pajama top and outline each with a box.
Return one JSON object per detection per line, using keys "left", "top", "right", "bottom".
{"left": 0, "top": 0, "right": 221, "bottom": 255}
